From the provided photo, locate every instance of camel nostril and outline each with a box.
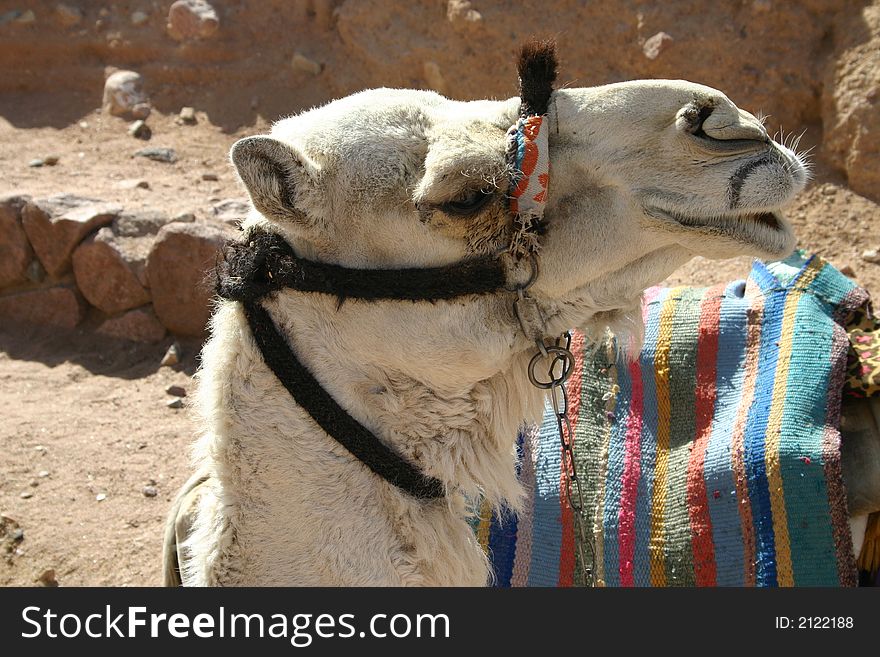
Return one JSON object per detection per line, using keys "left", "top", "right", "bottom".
{"left": 680, "top": 102, "right": 768, "bottom": 154}
{"left": 683, "top": 104, "right": 715, "bottom": 138}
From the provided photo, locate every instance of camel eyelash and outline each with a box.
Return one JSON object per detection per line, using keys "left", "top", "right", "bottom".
{"left": 436, "top": 188, "right": 495, "bottom": 216}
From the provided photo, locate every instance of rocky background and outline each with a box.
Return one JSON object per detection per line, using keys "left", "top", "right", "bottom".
{"left": 0, "top": 0, "right": 878, "bottom": 585}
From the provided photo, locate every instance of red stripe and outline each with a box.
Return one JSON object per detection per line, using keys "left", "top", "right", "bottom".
{"left": 686, "top": 286, "right": 724, "bottom": 586}
{"left": 558, "top": 331, "right": 586, "bottom": 586}
{"left": 618, "top": 357, "right": 643, "bottom": 586}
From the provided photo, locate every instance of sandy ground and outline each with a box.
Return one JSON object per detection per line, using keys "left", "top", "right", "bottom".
{"left": 0, "top": 325, "right": 202, "bottom": 586}
{"left": 1, "top": 101, "right": 878, "bottom": 587}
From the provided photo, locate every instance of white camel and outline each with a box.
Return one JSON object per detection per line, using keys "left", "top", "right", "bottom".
{"left": 164, "top": 44, "right": 876, "bottom": 586}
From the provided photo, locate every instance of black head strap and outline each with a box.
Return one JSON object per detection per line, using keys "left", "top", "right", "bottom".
{"left": 217, "top": 228, "right": 507, "bottom": 304}
{"left": 240, "top": 299, "right": 445, "bottom": 500}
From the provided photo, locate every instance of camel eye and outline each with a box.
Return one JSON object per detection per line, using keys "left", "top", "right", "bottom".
{"left": 439, "top": 188, "right": 493, "bottom": 216}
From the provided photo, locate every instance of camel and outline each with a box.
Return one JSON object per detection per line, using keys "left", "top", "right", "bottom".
{"left": 165, "top": 42, "right": 877, "bottom": 586}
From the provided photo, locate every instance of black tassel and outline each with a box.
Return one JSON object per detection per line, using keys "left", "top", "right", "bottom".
{"left": 517, "top": 38, "right": 559, "bottom": 117}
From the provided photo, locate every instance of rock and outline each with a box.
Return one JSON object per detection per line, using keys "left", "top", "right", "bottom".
{"left": 0, "top": 194, "right": 34, "bottom": 288}
{"left": 95, "top": 493, "right": 107, "bottom": 502}
{"left": 131, "top": 10, "right": 149, "bottom": 26}
{"left": 147, "top": 222, "right": 231, "bottom": 335}
{"left": 28, "top": 155, "right": 59, "bottom": 167}
{"left": 114, "top": 178, "right": 150, "bottom": 190}
{"left": 97, "top": 306, "right": 167, "bottom": 343}
{"left": 201, "top": 172, "right": 218, "bottom": 181}
{"left": 16, "top": 9, "right": 35, "bottom": 24}
{"left": 0, "top": 286, "right": 87, "bottom": 329}
{"left": 172, "top": 211, "right": 196, "bottom": 224}
{"left": 643, "top": 32, "right": 674, "bottom": 60}
{"left": 839, "top": 264, "right": 856, "bottom": 277}
{"left": 26, "top": 260, "right": 45, "bottom": 283}
{"left": 72, "top": 228, "right": 151, "bottom": 313}
{"left": 128, "top": 120, "right": 151, "bottom": 140}
{"left": 160, "top": 342, "right": 181, "bottom": 367}
{"left": 103, "top": 70, "right": 150, "bottom": 119}
{"left": 861, "top": 248, "right": 880, "bottom": 264}
{"left": 177, "top": 106, "right": 196, "bottom": 124}
{"left": 166, "top": 397, "right": 184, "bottom": 409}
{"left": 114, "top": 208, "right": 174, "bottom": 238}
{"left": 134, "top": 147, "right": 178, "bottom": 163}
{"left": 38, "top": 470, "right": 49, "bottom": 478}
{"left": 21, "top": 197, "right": 120, "bottom": 277}
{"left": 291, "top": 52, "right": 322, "bottom": 76}
{"left": 211, "top": 198, "right": 249, "bottom": 226}
{"left": 37, "top": 569, "right": 58, "bottom": 587}
{"left": 821, "top": 9, "right": 880, "bottom": 203}
{"left": 131, "top": 103, "right": 151, "bottom": 120}
{"left": 423, "top": 61, "right": 447, "bottom": 95}
{"left": 20, "top": 491, "right": 33, "bottom": 499}
{"left": 166, "top": 0, "right": 219, "bottom": 41}
{"left": 142, "top": 485, "right": 158, "bottom": 497}
{"left": 166, "top": 384, "right": 187, "bottom": 397}
{"left": 447, "top": 0, "right": 482, "bottom": 24}
{"left": 12, "top": 528, "right": 24, "bottom": 541}
{"left": 55, "top": 4, "right": 83, "bottom": 27}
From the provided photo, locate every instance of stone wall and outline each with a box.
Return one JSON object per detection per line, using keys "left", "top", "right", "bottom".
{"left": 0, "top": 192, "right": 237, "bottom": 339}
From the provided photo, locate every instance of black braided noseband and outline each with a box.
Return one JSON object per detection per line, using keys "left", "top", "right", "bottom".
{"left": 217, "top": 228, "right": 507, "bottom": 304}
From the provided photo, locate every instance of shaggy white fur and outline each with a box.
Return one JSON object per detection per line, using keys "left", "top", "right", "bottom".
{"left": 174, "top": 81, "right": 809, "bottom": 586}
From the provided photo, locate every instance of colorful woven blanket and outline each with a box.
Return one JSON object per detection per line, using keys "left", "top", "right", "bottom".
{"left": 476, "top": 253, "right": 868, "bottom": 586}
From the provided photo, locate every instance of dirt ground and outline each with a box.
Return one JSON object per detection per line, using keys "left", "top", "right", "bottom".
{"left": 1, "top": 0, "right": 879, "bottom": 587}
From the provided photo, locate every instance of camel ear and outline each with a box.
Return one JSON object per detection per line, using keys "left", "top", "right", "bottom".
{"left": 230, "top": 136, "right": 314, "bottom": 223}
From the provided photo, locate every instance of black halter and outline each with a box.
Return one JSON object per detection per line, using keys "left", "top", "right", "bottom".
{"left": 215, "top": 39, "right": 558, "bottom": 501}
{"left": 215, "top": 228, "right": 514, "bottom": 501}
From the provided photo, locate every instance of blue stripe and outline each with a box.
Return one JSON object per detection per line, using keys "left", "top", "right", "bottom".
{"left": 633, "top": 288, "right": 669, "bottom": 586}
{"left": 527, "top": 402, "right": 563, "bottom": 586}
{"left": 703, "top": 282, "right": 749, "bottom": 585}
{"left": 488, "top": 433, "right": 524, "bottom": 587}
{"left": 742, "top": 271, "right": 789, "bottom": 587}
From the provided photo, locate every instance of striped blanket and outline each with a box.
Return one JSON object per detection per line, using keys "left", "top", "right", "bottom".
{"left": 476, "top": 252, "right": 867, "bottom": 586}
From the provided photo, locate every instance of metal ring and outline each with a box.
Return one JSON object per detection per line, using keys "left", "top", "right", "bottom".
{"left": 528, "top": 346, "right": 575, "bottom": 389}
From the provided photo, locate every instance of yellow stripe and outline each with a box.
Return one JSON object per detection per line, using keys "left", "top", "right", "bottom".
{"left": 650, "top": 289, "right": 679, "bottom": 587}
{"left": 764, "top": 259, "right": 823, "bottom": 587}
{"left": 476, "top": 498, "right": 492, "bottom": 553}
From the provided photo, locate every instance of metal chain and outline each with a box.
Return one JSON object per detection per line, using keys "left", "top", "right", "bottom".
{"left": 527, "top": 332, "right": 597, "bottom": 587}
{"left": 510, "top": 251, "right": 596, "bottom": 586}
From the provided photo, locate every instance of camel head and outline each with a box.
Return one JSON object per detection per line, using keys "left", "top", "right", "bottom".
{"left": 228, "top": 45, "right": 807, "bottom": 389}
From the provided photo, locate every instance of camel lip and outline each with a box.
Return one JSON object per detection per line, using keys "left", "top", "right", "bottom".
{"left": 645, "top": 206, "right": 794, "bottom": 256}
{"left": 647, "top": 206, "right": 785, "bottom": 233}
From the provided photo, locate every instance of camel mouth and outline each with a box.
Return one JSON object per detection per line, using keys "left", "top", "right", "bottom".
{"left": 647, "top": 206, "right": 794, "bottom": 256}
